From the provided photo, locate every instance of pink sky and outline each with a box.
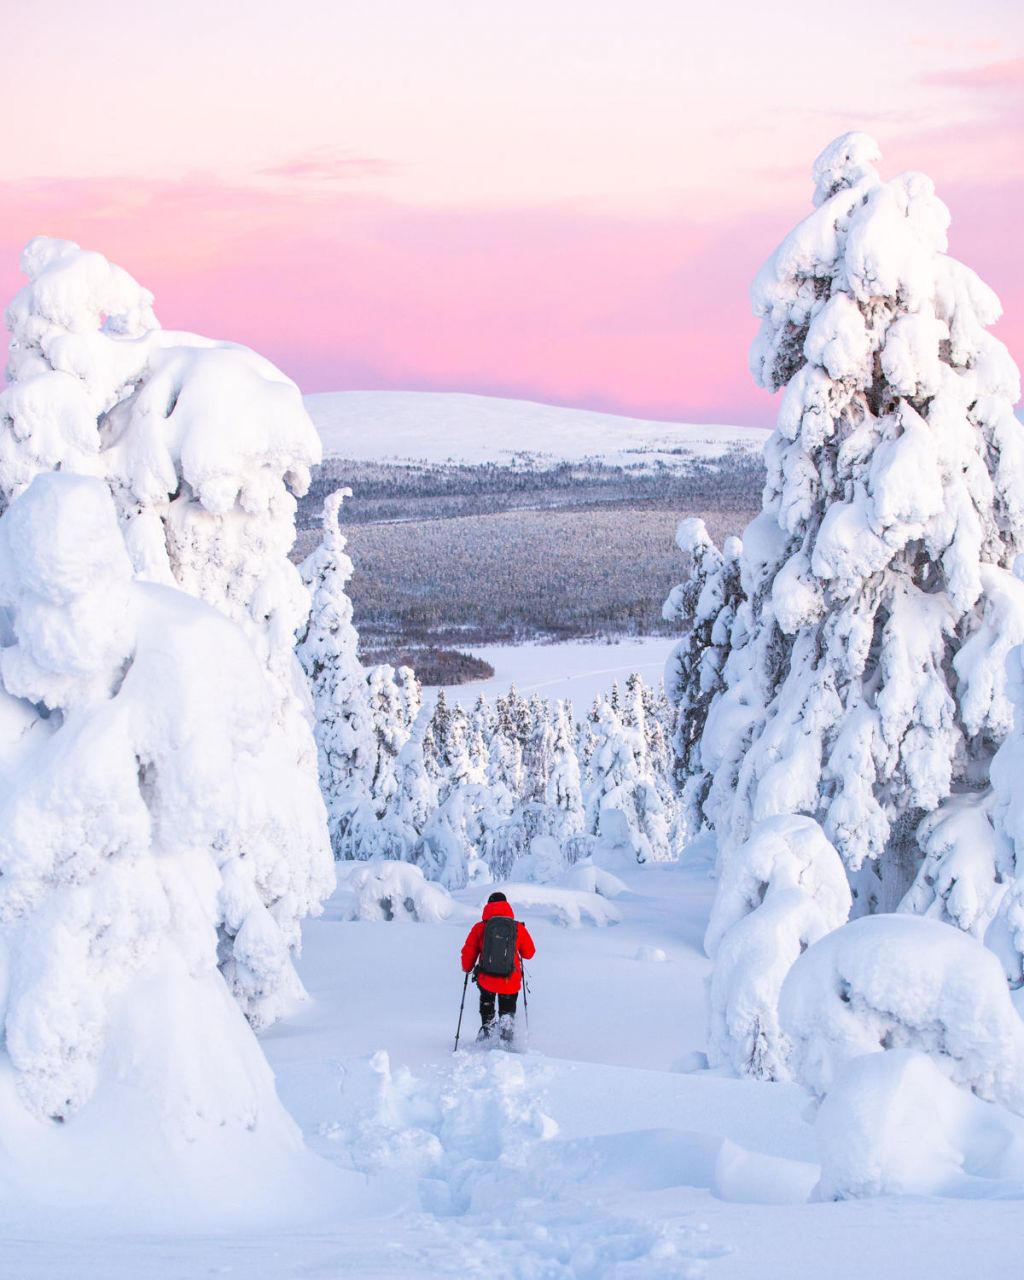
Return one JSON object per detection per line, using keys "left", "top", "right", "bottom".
{"left": 3, "top": 0, "right": 1022, "bottom": 426}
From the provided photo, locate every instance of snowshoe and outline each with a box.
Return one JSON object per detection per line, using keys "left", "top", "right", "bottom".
{"left": 492, "top": 1014, "right": 526, "bottom": 1052}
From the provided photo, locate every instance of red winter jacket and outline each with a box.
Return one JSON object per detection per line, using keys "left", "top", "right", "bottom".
{"left": 461, "top": 899, "right": 536, "bottom": 995}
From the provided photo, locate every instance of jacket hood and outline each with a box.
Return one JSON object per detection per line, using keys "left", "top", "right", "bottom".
{"left": 482, "top": 900, "right": 514, "bottom": 921}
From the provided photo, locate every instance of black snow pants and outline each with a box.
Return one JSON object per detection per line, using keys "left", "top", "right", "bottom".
{"left": 479, "top": 989, "right": 518, "bottom": 1028}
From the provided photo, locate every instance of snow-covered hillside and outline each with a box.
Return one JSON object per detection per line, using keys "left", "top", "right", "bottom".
{"left": 304, "top": 390, "right": 769, "bottom": 466}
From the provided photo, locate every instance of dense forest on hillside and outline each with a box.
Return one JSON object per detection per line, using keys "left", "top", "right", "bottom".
{"left": 294, "top": 451, "right": 764, "bottom": 645}
{"left": 298, "top": 449, "right": 763, "bottom": 527}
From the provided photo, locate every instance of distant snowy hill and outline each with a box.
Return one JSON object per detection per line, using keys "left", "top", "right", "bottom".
{"left": 304, "top": 390, "right": 769, "bottom": 466}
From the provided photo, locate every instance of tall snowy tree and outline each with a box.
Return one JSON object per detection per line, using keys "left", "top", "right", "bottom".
{"left": 0, "top": 237, "right": 334, "bottom": 1014}
{"left": 498, "top": 685, "right": 533, "bottom": 761}
{"left": 1, "top": 238, "right": 322, "bottom": 694}
{"left": 627, "top": 673, "right": 679, "bottom": 845}
{"left": 440, "top": 702, "right": 474, "bottom": 794}
{"left": 986, "top": 622, "right": 1024, "bottom": 999}
{"left": 586, "top": 698, "right": 670, "bottom": 864}
{"left": 663, "top": 519, "right": 744, "bottom": 838}
{"left": 702, "top": 132, "right": 1024, "bottom": 914}
{"left": 486, "top": 720, "right": 523, "bottom": 802}
{"left": 366, "top": 663, "right": 411, "bottom": 819}
{"left": 297, "top": 488, "right": 376, "bottom": 859}
{"left": 490, "top": 689, "right": 526, "bottom": 797}
{"left": 394, "top": 664, "right": 422, "bottom": 734}
{"left": 522, "top": 695, "right": 555, "bottom": 805}
{"left": 544, "top": 700, "right": 586, "bottom": 845}
{"left": 427, "top": 690, "right": 453, "bottom": 785}
{"left": 577, "top": 705, "right": 599, "bottom": 786}
{"left": 378, "top": 707, "right": 439, "bottom": 861}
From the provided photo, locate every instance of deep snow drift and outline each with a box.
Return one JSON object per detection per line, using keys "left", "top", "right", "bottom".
{"left": 6, "top": 849, "right": 1024, "bottom": 1279}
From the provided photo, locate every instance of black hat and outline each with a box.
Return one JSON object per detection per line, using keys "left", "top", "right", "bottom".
{"left": 487, "top": 891, "right": 508, "bottom": 904}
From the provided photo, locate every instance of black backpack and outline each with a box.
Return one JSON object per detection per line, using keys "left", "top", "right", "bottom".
{"left": 479, "top": 915, "right": 518, "bottom": 978}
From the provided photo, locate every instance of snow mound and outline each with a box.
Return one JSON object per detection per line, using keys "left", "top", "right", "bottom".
{"left": 560, "top": 859, "right": 629, "bottom": 898}
{"left": 779, "top": 914, "right": 1024, "bottom": 1113}
{"left": 486, "top": 881, "right": 622, "bottom": 928}
{"left": 814, "top": 1049, "right": 1024, "bottom": 1201}
{"left": 0, "top": 971, "right": 336, "bottom": 1232}
{"left": 334, "top": 860, "right": 454, "bottom": 923}
{"left": 304, "top": 389, "right": 767, "bottom": 467}
{"left": 705, "top": 816, "right": 850, "bottom": 1081}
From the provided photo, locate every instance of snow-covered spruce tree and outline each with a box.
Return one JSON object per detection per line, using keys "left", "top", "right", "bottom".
{"left": 427, "top": 690, "right": 453, "bottom": 785}
{"left": 2, "top": 238, "right": 322, "bottom": 691}
{"left": 440, "top": 702, "right": 475, "bottom": 794}
{"left": 394, "top": 663, "right": 422, "bottom": 730}
{"left": 421, "top": 710, "right": 441, "bottom": 781}
{"left": 377, "top": 706, "right": 439, "bottom": 861}
{"left": 463, "top": 694, "right": 494, "bottom": 790}
{"left": 366, "top": 663, "right": 413, "bottom": 822}
{"left": 637, "top": 678, "right": 674, "bottom": 788}
{"left": 297, "top": 487, "right": 376, "bottom": 859}
{"left": 577, "top": 705, "right": 599, "bottom": 786}
{"left": 497, "top": 685, "right": 532, "bottom": 765}
{"left": 487, "top": 710, "right": 524, "bottom": 801}
{"left": 663, "top": 519, "right": 744, "bottom": 839}
{"left": 545, "top": 699, "right": 586, "bottom": 845}
{"left": 415, "top": 783, "right": 496, "bottom": 890}
{"left": 585, "top": 698, "right": 670, "bottom": 864}
{"left": 703, "top": 133, "right": 1024, "bottom": 915}
{"left": 985, "top": 625, "right": 1024, "bottom": 999}
{"left": 0, "top": 238, "right": 333, "bottom": 1020}
{"left": 469, "top": 693, "right": 496, "bottom": 751}
{"left": 522, "top": 695, "right": 554, "bottom": 805}
{"left": 623, "top": 672, "right": 678, "bottom": 843}
{"left": 0, "top": 475, "right": 316, "bottom": 1194}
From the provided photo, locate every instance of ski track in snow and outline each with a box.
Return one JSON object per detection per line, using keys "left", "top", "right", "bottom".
{"left": 7, "top": 847, "right": 1024, "bottom": 1278}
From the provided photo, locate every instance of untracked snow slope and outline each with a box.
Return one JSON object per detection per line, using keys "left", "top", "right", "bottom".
{"left": 421, "top": 637, "right": 676, "bottom": 711}
{"left": 5, "top": 843, "right": 1024, "bottom": 1279}
{"left": 305, "top": 390, "right": 769, "bottom": 466}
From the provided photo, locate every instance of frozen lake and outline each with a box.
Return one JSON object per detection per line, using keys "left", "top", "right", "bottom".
{"left": 423, "top": 635, "right": 676, "bottom": 708}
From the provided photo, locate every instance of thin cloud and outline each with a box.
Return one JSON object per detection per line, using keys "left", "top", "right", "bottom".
{"left": 924, "top": 56, "right": 1024, "bottom": 91}
{"left": 259, "top": 149, "right": 394, "bottom": 182}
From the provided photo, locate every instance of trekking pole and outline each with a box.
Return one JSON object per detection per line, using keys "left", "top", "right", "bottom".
{"left": 453, "top": 970, "right": 470, "bottom": 1052}
{"left": 521, "top": 963, "right": 529, "bottom": 1034}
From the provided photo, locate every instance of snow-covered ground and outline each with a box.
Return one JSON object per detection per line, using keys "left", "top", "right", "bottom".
{"left": 423, "top": 637, "right": 676, "bottom": 710}
{"left": 305, "top": 390, "right": 769, "bottom": 467}
{"left": 6, "top": 842, "right": 1022, "bottom": 1279}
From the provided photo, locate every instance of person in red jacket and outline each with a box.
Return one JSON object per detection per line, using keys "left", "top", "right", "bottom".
{"left": 461, "top": 891, "right": 536, "bottom": 1043}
